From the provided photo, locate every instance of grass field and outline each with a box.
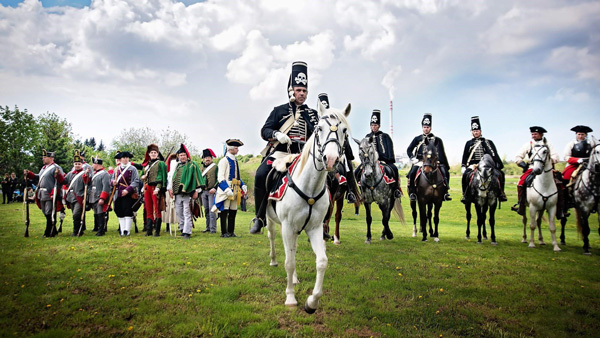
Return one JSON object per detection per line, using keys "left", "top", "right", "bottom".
{"left": 1, "top": 168, "right": 599, "bottom": 337}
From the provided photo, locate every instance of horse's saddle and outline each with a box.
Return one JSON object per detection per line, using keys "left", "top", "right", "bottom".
{"left": 268, "top": 155, "right": 301, "bottom": 201}
{"left": 380, "top": 163, "right": 396, "bottom": 184}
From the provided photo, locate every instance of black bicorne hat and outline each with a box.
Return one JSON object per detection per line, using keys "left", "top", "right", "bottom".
{"left": 202, "top": 148, "right": 216, "bottom": 158}
{"left": 529, "top": 126, "right": 547, "bottom": 133}
{"left": 226, "top": 139, "right": 244, "bottom": 147}
{"left": 370, "top": 109, "right": 381, "bottom": 125}
{"left": 571, "top": 125, "right": 593, "bottom": 133}
{"left": 92, "top": 157, "right": 103, "bottom": 165}
{"left": 318, "top": 93, "right": 329, "bottom": 109}
{"left": 287, "top": 61, "right": 308, "bottom": 102}
{"left": 73, "top": 149, "right": 82, "bottom": 163}
{"left": 471, "top": 116, "right": 481, "bottom": 131}
{"left": 422, "top": 113, "right": 432, "bottom": 126}
{"left": 114, "top": 151, "right": 133, "bottom": 159}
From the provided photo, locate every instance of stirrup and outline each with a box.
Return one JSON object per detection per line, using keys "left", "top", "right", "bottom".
{"left": 444, "top": 193, "right": 452, "bottom": 201}
{"left": 394, "top": 189, "right": 402, "bottom": 199}
{"left": 249, "top": 217, "right": 264, "bottom": 234}
{"left": 460, "top": 196, "right": 467, "bottom": 204}
{"left": 346, "top": 192, "right": 356, "bottom": 204}
{"left": 510, "top": 204, "right": 520, "bottom": 212}
{"left": 409, "top": 193, "right": 416, "bottom": 202}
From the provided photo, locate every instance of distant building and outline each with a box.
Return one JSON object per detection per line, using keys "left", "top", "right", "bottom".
{"left": 396, "top": 153, "right": 410, "bottom": 168}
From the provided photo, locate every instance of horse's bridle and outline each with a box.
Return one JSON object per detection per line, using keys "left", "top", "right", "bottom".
{"left": 530, "top": 144, "right": 553, "bottom": 173}
{"left": 359, "top": 141, "right": 384, "bottom": 191}
{"left": 312, "top": 114, "right": 346, "bottom": 171}
{"left": 475, "top": 165, "right": 493, "bottom": 191}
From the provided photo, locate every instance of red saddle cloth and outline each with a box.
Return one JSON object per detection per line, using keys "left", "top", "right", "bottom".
{"left": 268, "top": 155, "right": 301, "bottom": 201}
{"left": 338, "top": 175, "right": 347, "bottom": 185}
{"left": 380, "top": 164, "right": 396, "bottom": 184}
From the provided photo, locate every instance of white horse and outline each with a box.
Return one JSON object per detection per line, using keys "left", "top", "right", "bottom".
{"left": 522, "top": 142, "right": 561, "bottom": 251}
{"left": 266, "top": 102, "right": 351, "bottom": 313}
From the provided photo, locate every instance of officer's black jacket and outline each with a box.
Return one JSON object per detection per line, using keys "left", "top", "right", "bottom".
{"left": 406, "top": 133, "right": 449, "bottom": 168}
{"left": 365, "top": 131, "right": 395, "bottom": 165}
{"left": 461, "top": 137, "right": 503, "bottom": 169}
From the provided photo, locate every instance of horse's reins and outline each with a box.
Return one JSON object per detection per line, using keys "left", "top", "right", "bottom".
{"left": 574, "top": 144, "right": 600, "bottom": 198}
{"left": 359, "top": 143, "right": 384, "bottom": 191}
{"left": 290, "top": 113, "right": 345, "bottom": 234}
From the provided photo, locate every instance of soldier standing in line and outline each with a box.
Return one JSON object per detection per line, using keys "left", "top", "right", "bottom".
{"left": 89, "top": 157, "right": 111, "bottom": 236}
{"left": 62, "top": 150, "right": 92, "bottom": 236}
{"left": 140, "top": 144, "right": 167, "bottom": 236}
{"left": 112, "top": 151, "right": 140, "bottom": 237}
{"left": 200, "top": 148, "right": 218, "bottom": 234}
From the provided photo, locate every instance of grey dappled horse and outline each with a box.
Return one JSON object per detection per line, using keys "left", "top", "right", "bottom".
{"left": 464, "top": 154, "right": 499, "bottom": 244}
{"left": 355, "top": 137, "right": 404, "bottom": 244}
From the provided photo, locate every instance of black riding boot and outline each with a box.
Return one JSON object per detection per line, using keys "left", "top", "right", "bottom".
{"left": 96, "top": 214, "right": 106, "bottom": 236}
{"left": 461, "top": 170, "right": 469, "bottom": 204}
{"left": 92, "top": 214, "right": 99, "bottom": 232}
{"left": 228, "top": 210, "right": 237, "bottom": 237}
{"left": 345, "top": 161, "right": 359, "bottom": 203}
{"left": 44, "top": 214, "right": 54, "bottom": 237}
{"left": 220, "top": 210, "right": 230, "bottom": 237}
{"left": 73, "top": 215, "right": 82, "bottom": 236}
{"left": 154, "top": 218, "right": 162, "bottom": 237}
{"left": 145, "top": 218, "right": 153, "bottom": 236}
{"left": 511, "top": 185, "right": 526, "bottom": 215}
{"left": 498, "top": 171, "right": 507, "bottom": 202}
{"left": 407, "top": 166, "right": 418, "bottom": 201}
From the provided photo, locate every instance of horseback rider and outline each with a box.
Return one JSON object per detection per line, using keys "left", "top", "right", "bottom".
{"left": 460, "top": 116, "right": 507, "bottom": 203}
{"left": 406, "top": 113, "right": 452, "bottom": 201}
{"left": 317, "top": 92, "right": 360, "bottom": 204}
{"left": 562, "top": 125, "right": 594, "bottom": 207}
{"left": 511, "top": 126, "right": 560, "bottom": 215}
{"left": 358, "top": 109, "right": 402, "bottom": 199}
{"left": 250, "top": 61, "right": 319, "bottom": 234}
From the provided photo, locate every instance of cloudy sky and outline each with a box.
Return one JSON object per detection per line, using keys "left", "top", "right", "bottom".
{"left": 1, "top": 0, "right": 599, "bottom": 164}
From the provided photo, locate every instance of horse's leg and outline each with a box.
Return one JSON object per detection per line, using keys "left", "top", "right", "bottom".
{"left": 433, "top": 202, "right": 441, "bottom": 242}
{"left": 547, "top": 205, "right": 561, "bottom": 252}
{"left": 490, "top": 204, "right": 497, "bottom": 245}
{"left": 528, "top": 207, "right": 537, "bottom": 248}
{"left": 537, "top": 210, "right": 545, "bottom": 245}
{"left": 579, "top": 210, "right": 591, "bottom": 255}
{"left": 465, "top": 202, "right": 471, "bottom": 240}
{"left": 304, "top": 226, "right": 328, "bottom": 314}
{"left": 365, "top": 203, "right": 372, "bottom": 244}
{"left": 281, "top": 224, "right": 299, "bottom": 306}
{"left": 267, "top": 219, "right": 278, "bottom": 267}
{"left": 380, "top": 204, "right": 393, "bottom": 240}
{"left": 560, "top": 216, "right": 567, "bottom": 246}
{"left": 427, "top": 203, "right": 434, "bottom": 238}
{"left": 418, "top": 202, "right": 428, "bottom": 242}
{"left": 334, "top": 199, "right": 343, "bottom": 245}
{"left": 482, "top": 204, "right": 488, "bottom": 240}
{"left": 323, "top": 200, "right": 334, "bottom": 241}
{"left": 411, "top": 200, "right": 418, "bottom": 237}
{"left": 522, "top": 212, "right": 528, "bottom": 243}
{"left": 475, "top": 203, "right": 483, "bottom": 244}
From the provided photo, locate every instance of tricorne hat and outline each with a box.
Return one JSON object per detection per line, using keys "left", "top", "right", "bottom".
{"left": 422, "top": 113, "right": 432, "bottom": 127}
{"left": 42, "top": 149, "right": 55, "bottom": 158}
{"left": 318, "top": 93, "right": 329, "bottom": 109}
{"left": 571, "top": 125, "right": 593, "bottom": 133}
{"left": 226, "top": 139, "right": 244, "bottom": 147}
{"left": 529, "top": 126, "right": 547, "bottom": 133}
{"left": 202, "top": 148, "right": 216, "bottom": 158}
{"left": 114, "top": 150, "right": 133, "bottom": 159}
{"left": 370, "top": 109, "right": 381, "bottom": 125}
{"left": 287, "top": 61, "right": 308, "bottom": 103}
{"left": 471, "top": 116, "right": 481, "bottom": 131}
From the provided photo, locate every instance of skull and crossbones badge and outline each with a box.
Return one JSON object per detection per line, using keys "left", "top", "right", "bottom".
{"left": 471, "top": 122, "right": 479, "bottom": 130}
{"left": 295, "top": 72, "right": 307, "bottom": 85}
{"left": 321, "top": 100, "right": 329, "bottom": 109}
{"left": 423, "top": 118, "right": 430, "bottom": 125}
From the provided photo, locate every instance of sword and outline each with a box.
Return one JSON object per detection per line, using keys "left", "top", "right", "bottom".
{"left": 24, "top": 178, "right": 30, "bottom": 237}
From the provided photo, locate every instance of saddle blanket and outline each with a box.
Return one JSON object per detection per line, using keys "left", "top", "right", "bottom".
{"left": 268, "top": 155, "right": 301, "bottom": 201}
{"left": 357, "top": 164, "right": 395, "bottom": 186}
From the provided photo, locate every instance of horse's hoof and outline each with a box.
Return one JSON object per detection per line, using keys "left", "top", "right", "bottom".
{"left": 491, "top": 242, "right": 498, "bottom": 246}
{"left": 434, "top": 238, "right": 440, "bottom": 242}
{"left": 584, "top": 251, "right": 592, "bottom": 256}
{"left": 560, "top": 241, "right": 566, "bottom": 246}
{"left": 483, "top": 236, "right": 488, "bottom": 240}
{"left": 365, "top": 239, "right": 371, "bottom": 244}
{"left": 554, "top": 247, "right": 561, "bottom": 252}
{"left": 380, "top": 235, "right": 386, "bottom": 241}
{"left": 386, "top": 232, "right": 394, "bottom": 240}
{"left": 412, "top": 231, "right": 417, "bottom": 238}
{"left": 334, "top": 240, "right": 340, "bottom": 245}
{"left": 422, "top": 238, "right": 428, "bottom": 242}
{"left": 477, "top": 241, "right": 482, "bottom": 245}
{"left": 528, "top": 243, "right": 536, "bottom": 248}
{"left": 304, "top": 302, "right": 317, "bottom": 314}
{"left": 270, "top": 262, "right": 278, "bottom": 267}
{"left": 465, "top": 236, "right": 470, "bottom": 240}
{"left": 285, "top": 302, "right": 298, "bottom": 307}
{"left": 539, "top": 241, "right": 546, "bottom": 246}
{"left": 521, "top": 239, "right": 527, "bottom": 243}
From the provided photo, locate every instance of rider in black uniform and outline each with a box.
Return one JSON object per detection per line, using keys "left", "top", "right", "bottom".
{"left": 250, "top": 61, "right": 319, "bottom": 234}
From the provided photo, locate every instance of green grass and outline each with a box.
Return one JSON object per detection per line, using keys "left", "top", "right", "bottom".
{"left": 1, "top": 172, "right": 599, "bottom": 337}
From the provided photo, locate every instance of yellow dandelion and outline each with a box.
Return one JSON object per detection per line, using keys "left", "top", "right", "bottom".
{"left": 398, "top": 273, "right": 402, "bottom": 277}
{"left": 386, "top": 323, "right": 391, "bottom": 326}
{"left": 46, "top": 304, "right": 51, "bottom": 308}
{"left": 77, "top": 269, "right": 81, "bottom": 272}
{"left": 418, "top": 296, "right": 422, "bottom": 299}
{"left": 188, "top": 294, "right": 192, "bottom": 298}
{"left": 457, "top": 266, "right": 461, "bottom": 269}
{"left": 21, "top": 285, "right": 24, "bottom": 288}
{"left": 436, "top": 311, "right": 440, "bottom": 315}
{"left": 128, "top": 326, "right": 133, "bottom": 331}
{"left": 197, "top": 289, "right": 201, "bottom": 293}
{"left": 440, "top": 288, "right": 444, "bottom": 292}
{"left": 187, "top": 262, "right": 191, "bottom": 265}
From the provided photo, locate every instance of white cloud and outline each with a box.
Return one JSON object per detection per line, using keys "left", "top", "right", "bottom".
{"left": 548, "top": 87, "right": 590, "bottom": 103}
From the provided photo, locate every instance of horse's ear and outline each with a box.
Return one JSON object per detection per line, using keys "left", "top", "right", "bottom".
{"left": 353, "top": 137, "right": 361, "bottom": 146}
{"left": 344, "top": 103, "right": 351, "bottom": 117}
{"left": 318, "top": 100, "right": 327, "bottom": 116}
{"left": 424, "top": 138, "right": 429, "bottom": 145}
{"left": 369, "top": 136, "right": 374, "bottom": 143}
{"left": 543, "top": 137, "right": 547, "bottom": 145}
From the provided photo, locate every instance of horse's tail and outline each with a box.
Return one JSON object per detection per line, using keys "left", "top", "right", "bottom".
{"left": 393, "top": 198, "right": 406, "bottom": 225}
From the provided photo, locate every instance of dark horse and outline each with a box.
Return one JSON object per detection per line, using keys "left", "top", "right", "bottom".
{"left": 464, "top": 154, "right": 499, "bottom": 244}
{"left": 355, "top": 137, "right": 404, "bottom": 244}
{"left": 323, "top": 162, "right": 360, "bottom": 245}
{"left": 415, "top": 139, "right": 445, "bottom": 242}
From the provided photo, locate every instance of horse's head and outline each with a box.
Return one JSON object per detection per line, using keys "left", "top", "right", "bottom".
{"left": 315, "top": 101, "right": 351, "bottom": 171}
{"left": 356, "top": 137, "right": 378, "bottom": 177}
{"left": 589, "top": 136, "right": 600, "bottom": 183}
{"left": 531, "top": 144, "right": 550, "bottom": 175}
{"left": 476, "top": 154, "right": 495, "bottom": 190}
{"left": 422, "top": 139, "right": 438, "bottom": 174}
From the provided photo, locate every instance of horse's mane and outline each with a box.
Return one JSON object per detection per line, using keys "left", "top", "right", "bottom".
{"left": 295, "top": 109, "right": 350, "bottom": 176}
{"left": 481, "top": 154, "right": 495, "bottom": 167}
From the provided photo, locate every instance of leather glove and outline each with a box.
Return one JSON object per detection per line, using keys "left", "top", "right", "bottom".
{"left": 275, "top": 131, "right": 291, "bottom": 144}
{"left": 411, "top": 157, "right": 418, "bottom": 164}
{"left": 242, "top": 185, "right": 248, "bottom": 194}
{"left": 517, "top": 161, "right": 528, "bottom": 172}
{"left": 461, "top": 167, "right": 466, "bottom": 174}
{"left": 577, "top": 158, "right": 584, "bottom": 164}
{"left": 225, "top": 188, "right": 234, "bottom": 197}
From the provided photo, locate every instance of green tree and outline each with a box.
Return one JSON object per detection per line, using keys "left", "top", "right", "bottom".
{"left": 0, "top": 105, "right": 41, "bottom": 173}
{"left": 36, "top": 112, "right": 75, "bottom": 169}
{"left": 97, "top": 140, "right": 105, "bottom": 152}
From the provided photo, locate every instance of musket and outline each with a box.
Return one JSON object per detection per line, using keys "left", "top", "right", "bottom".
{"left": 24, "top": 174, "right": 30, "bottom": 237}
{"left": 51, "top": 170, "right": 58, "bottom": 235}
{"left": 77, "top": 169, "right": 90, "bottom": 236}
